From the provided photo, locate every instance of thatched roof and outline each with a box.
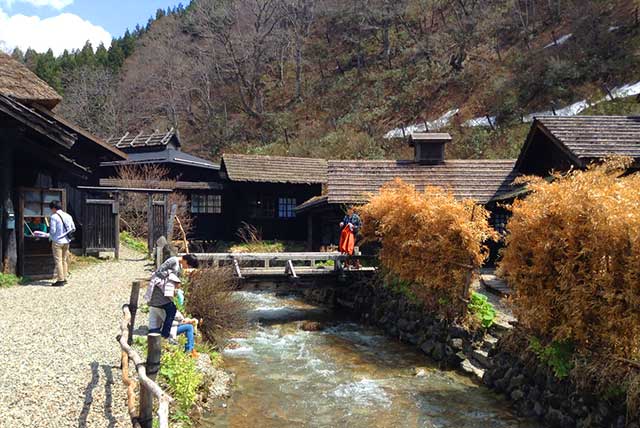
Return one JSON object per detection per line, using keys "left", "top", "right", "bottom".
{"left": 221, "top": 154, "right": 327, "bottom": 184}
{"left": 297, "top": 159, "right": 518, "bottom": 211}
{"left": 0, "top": 52, "right": 61, "bottom": 109}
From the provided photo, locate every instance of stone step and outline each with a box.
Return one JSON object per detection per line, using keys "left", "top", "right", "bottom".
{"left": 482, "top": 334, "right": 498, "bottom": 350}
{"left": 460, "top": 358, "right": 485, "bottom": 381}
{"left": 480, "top": 274, "right": 511, "bottom": 297}
{"left": 470, "top": 349, "right": 491, "bottom": 368}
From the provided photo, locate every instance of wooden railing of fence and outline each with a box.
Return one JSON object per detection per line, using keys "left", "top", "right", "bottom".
{"left": 117, "top": 281, "right": 174, "bottom": 428}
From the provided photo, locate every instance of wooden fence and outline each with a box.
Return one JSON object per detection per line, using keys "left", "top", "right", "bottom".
{"left": 117, "top": 281, "right": 173, "bottom": 428}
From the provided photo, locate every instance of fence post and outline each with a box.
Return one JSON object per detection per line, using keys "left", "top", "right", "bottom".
{"left": 139, "top": 333, "right": 162, "bottom": 428}
{"left": 128, "top": 281, "right": 140, "bottom": 346}
{"left": 147, "top": 194, "right": 154, "bottom": 258}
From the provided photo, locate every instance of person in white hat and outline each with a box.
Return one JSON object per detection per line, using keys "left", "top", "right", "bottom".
{"left": 148, "top": 272, "right": 182, "bottom": 339}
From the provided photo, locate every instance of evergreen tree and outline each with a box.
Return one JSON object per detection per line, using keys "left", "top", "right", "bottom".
{"left": 107, "top": 42, "right": 125, "bottom": 70}
{"left": 35, "top": 49, "right": 62, "bottom": 92}
{"left": 76, "top": 41, "right": 96, "bottom": 67}
{"left": 11, "top": 47, "right": 24, "bottom": 62}
{"left": 95, "top": 43, "right": 109, "bottom": 67}
{"left": 23, "top": 48, "right": 39, "bottom": 71}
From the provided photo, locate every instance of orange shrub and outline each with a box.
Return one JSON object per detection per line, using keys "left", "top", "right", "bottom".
{"left": 359, "top": 179, "right": 497, "bottom": 319}
{"left": 500, "top": 159, "right": 640, "bottom": 359}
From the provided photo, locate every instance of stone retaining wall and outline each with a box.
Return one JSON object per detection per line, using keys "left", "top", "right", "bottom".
{"left": 304, "top": 276, "right": 635, "bottom": 428}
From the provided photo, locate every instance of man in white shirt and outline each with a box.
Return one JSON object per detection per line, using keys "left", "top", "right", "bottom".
{"left": 49, "top": 200, "right": 76, "bottom": 287}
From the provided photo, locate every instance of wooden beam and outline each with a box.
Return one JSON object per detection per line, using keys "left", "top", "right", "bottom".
{"left": 139, "top": 334, "right": 162, "bottom": 428}
{"left": 286, "top": 260, "right": 298, "bottom": 278}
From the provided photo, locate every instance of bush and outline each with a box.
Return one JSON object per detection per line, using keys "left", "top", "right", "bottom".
{"left": 360, "top": 179, "right": 497, "bottom": 319}
{"left": 185, "top": 267, "right": 247, "bottom": 345}
{"left": 500, "top": 159, "right": 640, "bottom": 356}
{"left": 500, "top": 159, "right": 640, "bottom": 411}
{"left": 468, "top": 292, "right": 496, "bottom": 328}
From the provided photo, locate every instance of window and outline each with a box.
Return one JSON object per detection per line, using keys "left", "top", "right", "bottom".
{"left": 249, "top": 194, "right": 275, "bottom": 218}
{"left": 491, "top": 211, "right": 509, "bottom": 235}
{"left": 191, "top": 194, "right": 222, "bottom": 214}
{"left": 278, "top": 197, "right": 297, "bottom": 218}
{"left": 23, "top": 189, "right": 64, "bottom": 218}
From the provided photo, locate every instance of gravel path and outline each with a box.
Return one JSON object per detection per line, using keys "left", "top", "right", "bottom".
{"left": 0, "top": 247, "right": 151, "bottom": 428}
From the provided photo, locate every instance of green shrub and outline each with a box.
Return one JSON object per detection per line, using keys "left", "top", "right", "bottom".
{"left": 159, "top": 345, "right": 203, "bottom": 412}
{"left": 468, "top": 292, "right": 496, "bottom": 328}
{"left": 0, "top": 273, "right": 20, "bottom": 288}
{"left": 529, "top": 337, "right": 574, "bottom": 379}
{"left": 120, "top": 231, "right": 148, "bottom": 253}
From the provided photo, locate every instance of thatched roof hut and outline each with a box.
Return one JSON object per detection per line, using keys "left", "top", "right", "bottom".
{"left": 0, "top": 52, "right": 61, "bottom": 109}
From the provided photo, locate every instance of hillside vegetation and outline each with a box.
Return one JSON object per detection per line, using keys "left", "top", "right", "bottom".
{"left": 13, "top": 0, "right": 640, "bottom": 161}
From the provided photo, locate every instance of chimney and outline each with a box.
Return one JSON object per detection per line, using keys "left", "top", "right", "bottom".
{"left": 408, "top": 132, "right": 451, "bottom": 164}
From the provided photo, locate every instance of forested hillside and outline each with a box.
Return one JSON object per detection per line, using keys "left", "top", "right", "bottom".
{"left": 12, "top": 0, "right": 640, "bottom": 161}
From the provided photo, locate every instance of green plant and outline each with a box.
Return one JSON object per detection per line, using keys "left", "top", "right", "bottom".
{"left": 314, "top": 260, "right": 335, "bottom": 268}
{"left": 529, "top": 337, "right": 574, "bottom": 379}
{"left": 0, "top": 273, "right": 20, "bottom": 288}
{"left": 468, "top": 292, "right": 496, "bottom": 328}
{"left": 159, "top": 345, "right": 203, "bottom": 412}
{"left": 120, "top": 231, "right": 148, "bottom": 253}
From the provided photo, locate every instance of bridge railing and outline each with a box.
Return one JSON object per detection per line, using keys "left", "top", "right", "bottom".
{"left": 183, "top": 252, "right": 375, "bottom": 278}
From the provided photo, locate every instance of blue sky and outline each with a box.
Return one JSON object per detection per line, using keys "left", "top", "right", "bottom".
{"left": 0, "top": 0, "right": 186, "bottom": 55}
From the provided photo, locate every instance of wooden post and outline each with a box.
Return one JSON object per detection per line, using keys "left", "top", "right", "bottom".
{"left": 128, "top": 281, "right": 141, "bottom": 346}
{"left": 166, "top": 203, "right": 177, "bottom": 241}
{"left": 139, "top": 333, "right": 162, "bottom": 428}
{"left": 114, "top": 195, "right": 120, "bottom": 260}
{"left": 147, "top": 194, "right": 153, "bottom": 257}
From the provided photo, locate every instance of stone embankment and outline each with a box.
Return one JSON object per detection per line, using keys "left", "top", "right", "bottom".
{"left": 305, "top": 276, "right": 635, "bottom": 428}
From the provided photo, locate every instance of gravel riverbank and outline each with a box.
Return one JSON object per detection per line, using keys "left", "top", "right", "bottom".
{"left": 0, "top": 247, "right": 151, "bottom": 428}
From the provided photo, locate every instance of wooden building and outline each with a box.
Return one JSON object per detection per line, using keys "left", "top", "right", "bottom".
{"left": 297, "top": 133, "right": 518, "bottom": 250}
{"left": 0, "top": 52, "right": 126, "bottom": 277}
{"left": 219, "top": 154, "right": 327, "bottom": 241}
{"left": 515, "top": 115, "right": 640, "bottom": 176}
{"left": 98, "top": 129, "right": 224, "bottom": 240}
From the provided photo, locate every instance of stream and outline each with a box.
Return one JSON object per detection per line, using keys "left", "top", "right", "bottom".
{"left": 204, "top": 291, "right": 542, "bottom": 428}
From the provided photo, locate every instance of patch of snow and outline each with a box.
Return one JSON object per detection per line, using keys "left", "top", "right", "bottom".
{"left": 543, "top": 33, "right": 573, "bottom": 49}
{"left": 554, "top": 99, "right": 591, "bottom": 116}
{"left": 464, "top": 116, "right": 496, "bottom": 128}
{"left": 609, "top": 81, "right": 640, "bottom": 99}
{"left": 383, "top": 108, "right": 459, "bottom": 139}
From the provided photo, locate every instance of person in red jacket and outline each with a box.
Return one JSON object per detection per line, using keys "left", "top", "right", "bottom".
{"left": 338, "top": 207, "right": 361, "bottom": 269}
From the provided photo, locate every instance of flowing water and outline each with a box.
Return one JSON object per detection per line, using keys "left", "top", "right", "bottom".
{"left": 204, "top": 291, "right": 541, "bottom": 428}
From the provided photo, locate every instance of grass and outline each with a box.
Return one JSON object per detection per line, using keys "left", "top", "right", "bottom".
{"left": 215, "top": 240, "right": 306, "bottom": 253}
{"left": 159, "top": 341, "right": 203, "bottom": 425}
{"left": 120, "top": 231, "right": 148, "bottom": 254}
{"left": 0, "top": 273, "right": 20, "bottom": 288}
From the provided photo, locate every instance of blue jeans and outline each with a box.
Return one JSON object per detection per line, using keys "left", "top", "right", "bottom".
{"left": 176, "top": 324, "right": 194, "bottom": 351}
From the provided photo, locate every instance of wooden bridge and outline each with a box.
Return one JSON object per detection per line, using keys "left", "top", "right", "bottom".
{"left": 188, "top": 252, "right": 377, "bottom": 290}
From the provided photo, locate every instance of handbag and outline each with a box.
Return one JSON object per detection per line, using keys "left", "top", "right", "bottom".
{"left": 56, "top": 212, "right": 76, "bottom": 242}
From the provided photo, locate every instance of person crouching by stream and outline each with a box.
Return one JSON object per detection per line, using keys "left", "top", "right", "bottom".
{"left": 339, "top": 207, "right": 361, "bottom": 269}
{"left": 149, "top": 306, "right": 199, "bottom": 358}
{"left": 144, "top": 254, "right": 199, "bottom": 340}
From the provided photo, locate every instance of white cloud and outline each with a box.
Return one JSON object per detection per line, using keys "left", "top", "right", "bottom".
{"left": 0, "top": 8, "right": 111, "bottom": 55}
{"left": 1, "top": 0, "right": 73, "bottom": 10}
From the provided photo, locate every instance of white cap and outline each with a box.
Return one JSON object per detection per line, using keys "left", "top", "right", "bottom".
{"left": 167, "top": 273, "right": 181, "bottom": 283}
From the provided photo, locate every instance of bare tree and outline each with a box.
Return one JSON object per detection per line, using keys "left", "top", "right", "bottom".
{"left": 187, "top": 0, "right": 285, "bottom": 119}
{"left": 280, "top": 0, "right": 315, "bottom": 100}
{"left": 113, "top": 164, "right": 193, "bottom": 241}
{"left": 58, "top": 65, "right": 120, "bottom": 137}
